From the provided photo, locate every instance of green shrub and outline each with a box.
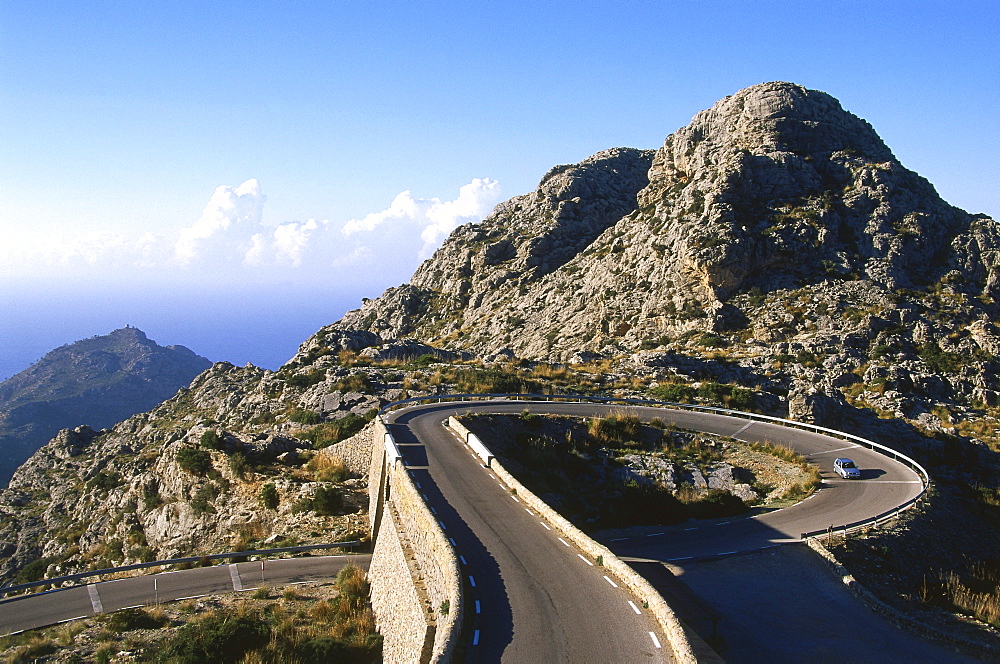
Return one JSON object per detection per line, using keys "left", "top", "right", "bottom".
{"left": 200, "top": 430, "right": 225, "bottom": 450}
{"left": 696, "top": 382, "right": 755, "bottom": 410}
{"left": 15, "top": 555, "right": 59, "bottom": 583}
{"left": 190, "top": 482, "right": 220, "bottom": 515}
{"left": 101, "top": 607, "right": 168, "bottom": 632}
{"left": 310, "top": 486, "right": 342, "bottom": 515}
{"left": 455, "top": 367, "right": 542, "bottom": 394}
{"left": 228, "top": 452, "right": 250, "bottom": 480}
{"left": 288, "top": 408, "right": 322, "bottom": 425}
{"left": 142, "top": 481, "right": 162, "bottom": 510}
{"left": 408, "top": 354, "right": 438, "bottom": 369}
{"left": 299, "top": 411, "right": 375, "bottom": 448}
{"left": 296, "top": 485, "right": 342, "bottom": 515}
{"left": 85, "top": 470, "right": 121, "bottom": 494}
{"left": 587, "top": 414, "right": 643, "bottom": 445}
{"left": 918, "top": 343, "right": 965, "bottom": 373}
{"left": 155, "top": 609, "right": 269, "bottom": 663}
{"left": 650, "top": 383, "right": 697, "bottom": 402}
{"left": 333, "top": 373, "right": 373, "bottom": 392}
{"left": 286, "top": 369, "right": 326, "bottom": 388}
{"left": 260, "top": 483, "right": 279, "bottom": 510}
{"left": 176, "top": 448, "right": 213, "bottom": 475}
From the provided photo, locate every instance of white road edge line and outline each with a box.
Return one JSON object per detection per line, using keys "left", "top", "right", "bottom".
{"left": 87, "top": 584, "right": 104, "bottom": 614}
{"left": 56, "top": 616, "right": 89, "bottom": 625}
{"left": 176, "top": 594, "right": 206, "bottom": 600}
{"left": 557, "top": 537, "right": 570, "bottom": 547}
{"left": 628, "top": 600, "right": 641, "bottom": 614}
{"left": 577, "top": 554, "right": 593, "bottom": 566}
{"left": 603, "top": 575, "right": 618, "bottom": 588}
{"left": 811, "top": 444, "right": 861, "bottom": 455}
{"left": 649, "top": 632, "right": 662, "bottom": 649}
{"left": 540, "top": 522, "right": 551, "bottom": 531}
{"left": 511, "top": 496, "right": 520, "bottom": 503}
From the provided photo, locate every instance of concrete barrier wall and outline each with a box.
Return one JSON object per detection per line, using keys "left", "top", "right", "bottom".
{"left": 449, "top": 417, "right": 698, "bottom": 664}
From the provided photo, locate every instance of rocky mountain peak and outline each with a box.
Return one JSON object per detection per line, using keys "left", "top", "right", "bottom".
{"left": 328, "top": 82, "right": 998, "bottom": 365}
{"left": 0, "top": 328, "right": 213, "bottom": 487}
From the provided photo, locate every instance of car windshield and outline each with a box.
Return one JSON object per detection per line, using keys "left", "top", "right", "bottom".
{"left": 842, "top": 461, "right": 856, "bottom": 468}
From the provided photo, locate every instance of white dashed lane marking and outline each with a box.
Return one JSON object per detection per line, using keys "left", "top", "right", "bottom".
{"left": 628, "top": 601, "right": 641, "bottom": 614}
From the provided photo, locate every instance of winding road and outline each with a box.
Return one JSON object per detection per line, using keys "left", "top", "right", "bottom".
{"left": 386, "top": 399, "right": 936, "bottom": 663}
{"left": 4, "top": 398, "right": 948, "bottom": 662}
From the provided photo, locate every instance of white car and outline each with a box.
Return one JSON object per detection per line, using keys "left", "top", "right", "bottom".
{"left": 834, "top": 457, "right": 861, "bottom": 479}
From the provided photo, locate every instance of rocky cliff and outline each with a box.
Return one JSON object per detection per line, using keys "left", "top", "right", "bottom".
{"left": 0, "top": 328, "right": 213, "bottom": 488}
{"left": 337, "top": 82, "right": 997, "bottom": 361}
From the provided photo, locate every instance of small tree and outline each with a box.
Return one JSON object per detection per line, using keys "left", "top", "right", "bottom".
{"left": 261, "top": 483, "right": 279, "bottom": 510}
{"left": 200, "top": 429, "right": 224, "bottom": 450}
{"left": 176, "top": 448, "right": 213, "bottom": 475}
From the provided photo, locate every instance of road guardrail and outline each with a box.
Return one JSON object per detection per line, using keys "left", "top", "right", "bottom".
{"left": 380, "top": 392, "right": 931, "bottom": 541}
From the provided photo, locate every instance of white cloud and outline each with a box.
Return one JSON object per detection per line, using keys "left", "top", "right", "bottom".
{"left": 1, "top": 177, "right": 502, "bottom": 293}
{"left": 341, "top": 177, "right": 502, "bottom": 257}
{"left": 420, "top": 178, "right": 502, "bottom": 255}
{"left": 175, "top": 179, "right": 266, "bottom": 264}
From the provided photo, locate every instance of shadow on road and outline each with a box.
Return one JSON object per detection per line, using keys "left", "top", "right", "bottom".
{"left": 388, "top": 417, "right": 515, "bottom": 663}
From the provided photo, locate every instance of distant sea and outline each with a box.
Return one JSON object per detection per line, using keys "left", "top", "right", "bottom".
{"left": 0, "top": 283, "right": 365, "bottom": 382}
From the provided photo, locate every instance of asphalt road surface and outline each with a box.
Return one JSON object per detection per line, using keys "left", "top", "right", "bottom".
{"left": 0, "top": 554, "right": 370, "bottom": 637}
{"left": 3, "top": 398, "right": 939, "bottom": 662}
{"left": 389, "top": 399, "right": 935, "bottom": 663}
{"left": 388, "top": 403, "right": 672, "bottom": 663}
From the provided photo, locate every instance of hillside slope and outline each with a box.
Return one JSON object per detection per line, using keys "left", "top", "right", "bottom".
{"left": 0, "top": 328, "right": 212, "bottom": 487}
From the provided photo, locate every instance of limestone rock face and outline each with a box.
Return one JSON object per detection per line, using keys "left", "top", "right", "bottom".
{"left": 336, "top": 147, "right": 656, "bottom": 343}
{"left": 328, "top": 82, "right": 999, "bottom": 366}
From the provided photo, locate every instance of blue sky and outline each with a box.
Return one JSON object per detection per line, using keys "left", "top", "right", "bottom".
{"left": 1, "top": 1, "right": 997, "bottom": 378}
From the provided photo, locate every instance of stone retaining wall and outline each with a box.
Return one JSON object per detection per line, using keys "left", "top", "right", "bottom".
{"left": 369, "top": 504, "right": 435, "bottom": 663}
{"left": 324, "top": 425, "right": 376, "bottom": 476}
{"left": 807, "top": 539, "right": 999, "bottom": 659}
{"left": 367, "top": 417, "right": 463, "bottom": 663}
{"left": 449, "top": 416, "right": 698, "bottom": 664}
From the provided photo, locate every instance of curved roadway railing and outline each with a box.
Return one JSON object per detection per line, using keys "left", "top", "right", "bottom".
{"left": 380, "top": 393, "right": 931, "bottom": 539}
{"left": 0, "top": 540, "right": 362, "bottom": 598}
